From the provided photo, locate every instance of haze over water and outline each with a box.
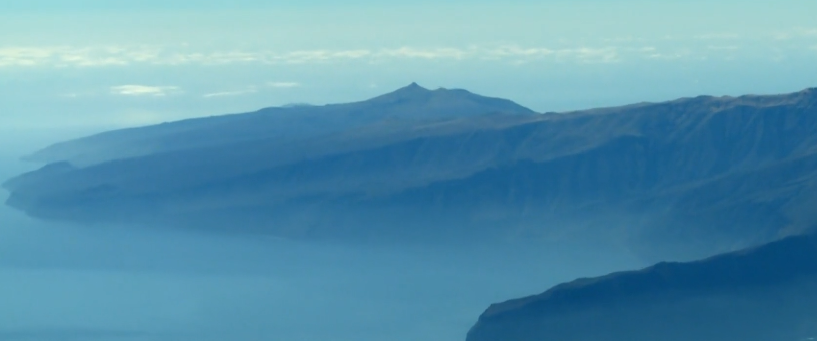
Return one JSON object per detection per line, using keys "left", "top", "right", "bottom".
{"left": 0, "top": 131, "right": 643, "bottom": 341}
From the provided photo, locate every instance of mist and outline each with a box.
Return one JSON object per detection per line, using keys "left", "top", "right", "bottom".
{"left": 0, "top": 130, "right": 645, "bottom": 341}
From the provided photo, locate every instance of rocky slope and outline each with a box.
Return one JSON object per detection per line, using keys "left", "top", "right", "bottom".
{"left": 466, "top": 232, "right": 817, "bottom": 341}
{"left": 4, "top": 85, "right": 817, "bottom": 260}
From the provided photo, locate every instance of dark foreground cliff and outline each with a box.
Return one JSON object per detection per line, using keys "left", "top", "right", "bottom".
{"left": 467, "top": 233, "right": 817, "bottom": 341}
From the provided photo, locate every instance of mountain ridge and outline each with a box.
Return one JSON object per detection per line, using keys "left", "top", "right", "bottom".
{"left": 5, "top": 85, "right": 817, "bottom": 261}
{"left": 466, "top": 232, "right": 817, "bottom": 341}
{"left": 23, "top": 83, "right": 536, "bottom": 167}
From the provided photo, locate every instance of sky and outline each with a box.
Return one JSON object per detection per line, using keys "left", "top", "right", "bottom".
{"left": 1, "top": 0, "right": 816, "bottom": 145}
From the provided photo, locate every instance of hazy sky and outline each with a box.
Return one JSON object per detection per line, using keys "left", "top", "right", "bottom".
{"left": 1, "top": 0, "right": 816, "bottom": 135}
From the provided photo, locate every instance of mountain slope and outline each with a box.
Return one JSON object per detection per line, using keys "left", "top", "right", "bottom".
{"left": 4, "top": 86, "right": 817, "bottom": 260}
{"left": 23, "top": 83, "right": 536, "bottom": 167}
{"left": 466, "top": 233, "right": 817, "bottom": 341}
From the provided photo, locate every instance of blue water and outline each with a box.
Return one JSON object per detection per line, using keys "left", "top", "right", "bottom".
{"left": 0, "top": 133, "right": 644, "bottom": 341}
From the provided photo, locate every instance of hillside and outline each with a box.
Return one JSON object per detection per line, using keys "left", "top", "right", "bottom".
{"left": 4, "top": 85, "right": 817, "bottom": 260}
{"left": 467, "top": 233, "right": 817, "bottom": 341}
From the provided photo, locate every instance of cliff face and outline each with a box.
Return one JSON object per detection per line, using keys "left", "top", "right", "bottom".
{"left": 467, "top": 233, "right": 817, "bottom": 341}
{"left": 4, "top": 86, "right": 817, "bottom": 260}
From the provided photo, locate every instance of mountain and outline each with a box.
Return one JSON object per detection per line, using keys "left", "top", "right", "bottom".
{"left": 466, "top": 232, "right": 817, "bottom": 341}
{"left": 22, "top": 83, "right": 535, "bottom": 167}
{"left": 4, "top": 85, "right": 817, "bottom": 260}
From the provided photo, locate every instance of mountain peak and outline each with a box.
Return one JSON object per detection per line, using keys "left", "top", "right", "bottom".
{"left": 360, "top": 83, "right": 535, "bottom": 118}
{"left": 361, "top": 82, "right": 436, "bottom": 105}
{"left": 390, "top": 82, "right": 431, "bottom": 96}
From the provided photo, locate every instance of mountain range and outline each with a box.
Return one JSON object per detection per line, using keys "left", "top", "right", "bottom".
{"left": 5, "top": 83, "right": 817, "bottom": 340}
{"left": 5, "top": 84, "right": 817, "bottom": 260}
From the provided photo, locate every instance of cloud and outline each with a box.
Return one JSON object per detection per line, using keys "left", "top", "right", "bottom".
{"left": 0, "top": 47, "right": 53, "bottom": 67}
{"left": 203, "top": 90, "right": 251, "bottom": 98}
{"left": 645, "top": 53, "right": 686, "bottom": 60}
{"left": 266, "top": 82, "right": 301, "bottom": 88}
{"left": 0, "top": 45, "right": 626, "bottom": 68}
{"left": 770, "top": 28, "right": 817, "bottom": 41}
{"left": 268, "top": 50, "right": 372, "bottom": 64}
{"left": 0, "top": 46, "right": 139, "bottom": 67}
{"left": 203, "top": 88, "right": 257, "bottom": 98}
{"left": 376, "top": 47, "right": 469, "bottom": 60}
{"left": 794, "top": 28, "right": 817, "bottom": 37}
{"left": 707, "top": 45, "right": 740, "bottom": 51}
{"left": 1, "top": 33, "right": 816, "bottom": 70}
{"left": 695, "top": 33, "right": 741, "bottom": 40}
{"left": 111, "top": 85, "right": 180, "bottom": 96}
{"left": 559, "top": 47, "right": 620, "bottom": 63}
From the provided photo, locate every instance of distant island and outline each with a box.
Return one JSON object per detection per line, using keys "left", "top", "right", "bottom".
{"left": 5, "top": 84, "right": 817, "bottom": 262}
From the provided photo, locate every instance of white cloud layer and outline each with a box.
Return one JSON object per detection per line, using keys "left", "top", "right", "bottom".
{"left": 111, "top": 85, "right": 180, "bottom": 96}
{"left": 267, "top": 82, "right": 301, "bottom": 88}
{"left": 203, "top": 88, "right": 257, "bottom": 98}
{"left": 0, "top": 45, "right": 634, "bottom": 67}
{"left": 1, "top": 31, "right": 816, "bottom": 70}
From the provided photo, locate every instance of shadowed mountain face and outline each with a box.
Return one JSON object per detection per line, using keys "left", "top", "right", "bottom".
{"left": 4, "top": 85, "right": 817, "bottom": 260}
{"left": 466, "top": 233, "right": 817, "bottom": 341}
